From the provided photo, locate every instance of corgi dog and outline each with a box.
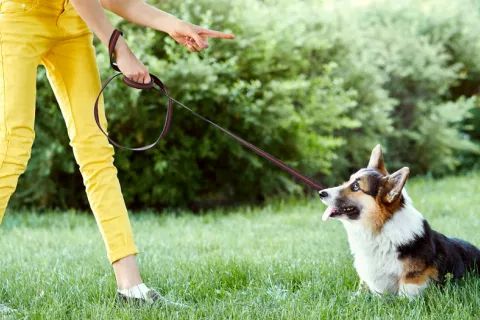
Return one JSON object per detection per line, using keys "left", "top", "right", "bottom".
{"left": 319, "top": 145, "right": 480, "bottom": 298}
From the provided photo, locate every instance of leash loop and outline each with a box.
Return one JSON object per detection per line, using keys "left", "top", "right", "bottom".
{"left": 95, "top": 29, "right": 327, "bottom": 190}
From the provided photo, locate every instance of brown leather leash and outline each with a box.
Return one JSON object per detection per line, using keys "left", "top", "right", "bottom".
{"left": 94, "top": 29, "right": 327, "bottom": 191}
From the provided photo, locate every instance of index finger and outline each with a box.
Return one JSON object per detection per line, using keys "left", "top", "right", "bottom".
{"left": 200, "top": 28, "right": 235, "bottom": 39}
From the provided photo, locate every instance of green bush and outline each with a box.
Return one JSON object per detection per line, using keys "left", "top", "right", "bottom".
{"left": 10, "top": 0, "right": 480, "bottom": 211}
{"left": 319, "top": 0, "right": 480, "bottom": 177}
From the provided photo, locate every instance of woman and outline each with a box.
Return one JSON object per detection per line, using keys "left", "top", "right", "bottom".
{"left": 0, "top": 0, "right": 234, "bottom": 306}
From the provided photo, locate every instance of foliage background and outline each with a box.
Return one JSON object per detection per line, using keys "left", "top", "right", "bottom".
{"left": 11, "top": 0, "right": 480, "bottom": 211}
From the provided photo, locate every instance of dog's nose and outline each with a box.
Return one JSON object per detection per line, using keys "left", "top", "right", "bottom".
{"left": 319, "top": 191, "right": 328, "bottom": 199}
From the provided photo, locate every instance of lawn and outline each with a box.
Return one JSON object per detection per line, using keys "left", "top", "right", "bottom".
{"left": 0, "top": 172, "right": 479, "bottom": 319}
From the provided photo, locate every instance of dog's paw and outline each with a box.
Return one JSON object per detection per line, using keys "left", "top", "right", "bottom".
{"left": 398, "top": 291, "right": 422, "bottom": 301}
{"left": 349, "top": 289, "right": 375, "bottom": 302}
{"left": 398, "top": 283, "right": 426, "bottom": 301}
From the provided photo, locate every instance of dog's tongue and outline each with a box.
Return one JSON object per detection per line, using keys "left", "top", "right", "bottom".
{"left": 322, "top": 207, "right": 338, "bottom": 222}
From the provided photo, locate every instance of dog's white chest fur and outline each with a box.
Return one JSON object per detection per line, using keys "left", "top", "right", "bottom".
{"left": 346, "top": 227, "right": 402, "bottom": 293}
{"left": 342, "top": 195, "right": 425, "bottom": 294}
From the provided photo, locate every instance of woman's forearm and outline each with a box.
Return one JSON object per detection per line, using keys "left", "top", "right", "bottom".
{"left": 69, "top": 0, "right": 233, "bottom": 83}
{"left": 69, "top": 0, "right": 151, "bottom": 83}
{"left": 100, "top": 0, "right": 179, "bottom": 35}
{"left": 70, "top": 0, "right": 117, "bottom": 46}
{"left": 71, "top": 0, "right": 234, "bottom": 70}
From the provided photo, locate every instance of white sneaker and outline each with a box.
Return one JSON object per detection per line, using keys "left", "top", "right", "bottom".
{"left": 116, "top": 289, "right": 189, "bottom": 308}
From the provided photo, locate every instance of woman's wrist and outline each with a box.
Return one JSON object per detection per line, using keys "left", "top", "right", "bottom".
{"left": 153, "top": 12, "right": 180, "bottom": 35}
{"left": 113, "top": 36, "right": 130, "bottom": 56}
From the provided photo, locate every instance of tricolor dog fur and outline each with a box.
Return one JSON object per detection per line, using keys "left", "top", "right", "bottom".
{"left": 319, "top": 145, "right": 480, "bottom": 298}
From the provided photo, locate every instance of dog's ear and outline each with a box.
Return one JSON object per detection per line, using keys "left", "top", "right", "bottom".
{"left": 381, "top": 167, "right": 410, "bottom": 203}
{"left": 368, "top": 144, "right": 388, "bottom": 175}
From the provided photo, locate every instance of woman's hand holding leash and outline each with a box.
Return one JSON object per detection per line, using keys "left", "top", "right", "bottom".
{"left": 113, "top": 37, "right": 151, "bottom": 84}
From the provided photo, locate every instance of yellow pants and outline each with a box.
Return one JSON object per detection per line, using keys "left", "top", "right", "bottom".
{"left": 0, "top": 0, "right": 139, "bottom": 263}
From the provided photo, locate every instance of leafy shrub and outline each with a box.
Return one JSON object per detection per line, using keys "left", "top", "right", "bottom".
{"left": 319, "top": 0, "right": 480, "bottom": 177}
{"left": 9, "top": 0, "right": 480, "bottom": 211}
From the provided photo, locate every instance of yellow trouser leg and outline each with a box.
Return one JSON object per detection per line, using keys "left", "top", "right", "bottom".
{"left": 0, "top": 28, "right": 39, "bottom": 225}
{"left": 42, "top": 31, "right": 139, "bottom": 263}
{"left": 0, "top": 0, "right": 139, "bottom": 263}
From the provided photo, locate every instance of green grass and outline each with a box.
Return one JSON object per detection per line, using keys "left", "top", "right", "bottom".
{"left": 1, "top": 172, "right": 479, "bottom": 319}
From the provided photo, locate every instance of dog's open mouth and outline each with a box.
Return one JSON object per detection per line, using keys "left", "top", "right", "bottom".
{"left": 322, "top": 206, "right": 359, "bottom": 221}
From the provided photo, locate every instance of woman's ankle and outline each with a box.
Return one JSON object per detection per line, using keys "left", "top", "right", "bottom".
{"left": 112, "top": 254, "right": 143, "bottom": 290}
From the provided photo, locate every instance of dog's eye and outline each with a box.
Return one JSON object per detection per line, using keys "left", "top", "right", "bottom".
{"left": 351, "top": 182, "right": 360, "bottom": 192}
